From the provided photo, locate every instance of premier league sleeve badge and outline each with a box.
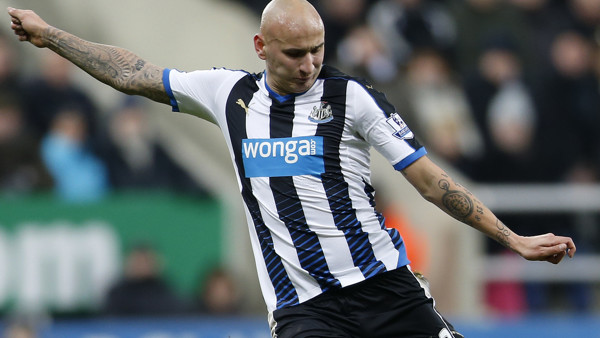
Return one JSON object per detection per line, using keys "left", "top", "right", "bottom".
{"left": 386, "top": 113, "right": 414, "bottom": 140}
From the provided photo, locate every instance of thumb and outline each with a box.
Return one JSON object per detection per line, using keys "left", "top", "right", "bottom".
{"left": 7, "top": 7, "right": 18, "bottom": 16}
{"left": 7, "top": 7, "right": 23, "bottom": 22}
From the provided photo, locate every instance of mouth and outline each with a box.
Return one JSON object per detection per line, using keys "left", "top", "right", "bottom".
{"left": 295, "top": 76, "right": 314, "bottom": 84}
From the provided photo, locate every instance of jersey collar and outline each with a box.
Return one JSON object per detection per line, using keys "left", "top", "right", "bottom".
{"left": 263, "top": 71, "right": 310, "bottom": 103}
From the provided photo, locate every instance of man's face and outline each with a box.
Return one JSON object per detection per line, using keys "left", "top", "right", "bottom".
{"left": 256, "top": 26, "right": 325, "bottom": 95}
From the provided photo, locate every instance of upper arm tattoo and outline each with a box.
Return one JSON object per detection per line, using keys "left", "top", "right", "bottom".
{"left": 44, "top": 26, "right": 170, "bottom": 104}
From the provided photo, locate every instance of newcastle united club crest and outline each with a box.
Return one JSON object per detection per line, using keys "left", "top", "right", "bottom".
{"left": 309, "top": 101, "right": 333, "bottom": 123}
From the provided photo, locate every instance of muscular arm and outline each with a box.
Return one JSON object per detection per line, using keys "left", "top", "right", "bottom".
{"left": 8, "top": 7, "right": 170, "bottom": 105}
{"left": 401, "top": 156, "right": 576, "bottom": 264}
{"left": 43, "top": 27, "right": 169, "bottom": 104}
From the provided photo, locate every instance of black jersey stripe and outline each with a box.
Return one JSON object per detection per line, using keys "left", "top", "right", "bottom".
{"left": 225, "top": 74, "right": 299, "bottom": 309}
{"left": 319, "top": 65, "right": 424, "bottom": 151}
{"left": 316, "top": 76, "right": 387, "bottom": 279}
{"left": 363, "top": 180, "right": 406, "bottom": 255}
{"left": 268, "top": 95, "right": 341, "bottom": 293}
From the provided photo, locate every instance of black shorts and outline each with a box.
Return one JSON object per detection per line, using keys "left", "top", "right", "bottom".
{"left": 269, "top": 266, "right": 459, "bottom": 338}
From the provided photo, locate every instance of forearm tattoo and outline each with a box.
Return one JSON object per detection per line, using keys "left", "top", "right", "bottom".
{"left": 495, "top": 219, "right": 511, "bottom": 249}
{"left": 437, "top": 175, "right": 512, "bottom": 249}
{"left": 43, "top": 26, "right": 169, "bottom": 104}
{"left": 438, "top": 178, "right": 474, "bottom": 221}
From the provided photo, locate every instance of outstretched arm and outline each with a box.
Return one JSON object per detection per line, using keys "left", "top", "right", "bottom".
{"left": 402, "top": 156, "right": 576, "bottom": 264}
{"left": 8, "top": 7, "right": 170, "bottom": 105}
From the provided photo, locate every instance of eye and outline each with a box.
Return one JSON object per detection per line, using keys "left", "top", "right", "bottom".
{"left": 284, "top": 50, "right": 305, "bottom": 58}
{"left": 310, "top": 46, "right": 323, "bottom": 54}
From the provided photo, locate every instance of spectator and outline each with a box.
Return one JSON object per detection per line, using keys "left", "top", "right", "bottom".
{"left": 367, "top": 0, "right": 457, "bottom": 67}
{"left": 534, "top": 30, "right": 600, "bottom": 182}
{"left": 99, "top": 96, "right": 207, "bottom": 195}
{"left": 462, "top": 36, "right": 541, "bottom": 183}
{"left": 449, "top": 0, "right": 531, "bottom": 75}
{"left": 41, "top": 107, "right": 108, "bottom": 203}
{"left": 335, "top": 24, "right": 398, "bottom": 83}
{"left": 0, "top": 32, "right": 23, "bottom": 99}
{"left": 0, "top": 94, "right": 52, "bottom": 195}
{"left": 532, "top": 29, "right": 599, "bottom": 313}
{"left": 314, "top": 0, "right": 374, "bottom": 63}
{"left": 567, "top": 0, "right": 600, "bottom": 37}
{"left": 2, "top": 321, "right": 36, "bottom": 338}
{"left": 103, "top": 243, "right": 186, "bottom": 316}
{"left": 404, "top": 49, "right": 483, "bottom": 170}
{"left": 194, "top": 266, "right": 242, "bottom": 316}
{"left": 21, "top": 49, "right": 99, "bottom": 148}
{"left": 509, "top": 0, "right": 573, "bottom": 77}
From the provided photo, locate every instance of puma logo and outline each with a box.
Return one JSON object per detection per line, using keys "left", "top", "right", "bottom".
{"left": 236, "top": 99, "right": 249, "bottom": 114}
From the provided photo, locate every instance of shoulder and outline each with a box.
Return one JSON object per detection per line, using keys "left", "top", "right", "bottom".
{"left": 318, "top": 65, "right": 385, "bottom": 97}
{"left": 167, "top": 67, "right": 261, "bottom": 82}
{"left": 318, "top": 65, "right": 370, "bottom": 88}
{"left": 319, "top": 66, "right": 396, "bottom": 116}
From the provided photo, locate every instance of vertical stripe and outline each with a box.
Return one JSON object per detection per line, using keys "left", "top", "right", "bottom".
{"left": 363, "top": 180, "right": 405, "bottom": 253}
{"left": 350, "top": 75, "right": 424, "bottom": 151}
{"left": 321, "top": 66, "right": 424, "bottom": 151}
{"left": 225, "top": 75, "right": 299, "bottom": 309}
{"left": 316, "top": 78, "right": 387, "bottom": 279}
{"left": 268, "top": 95, "right": 341, "bottom": 292}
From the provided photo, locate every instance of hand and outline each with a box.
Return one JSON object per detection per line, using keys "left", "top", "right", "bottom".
{"left": 514, "top": 233, "right": 576, "bottom": 264}
{"left": 7, "top": 7, "right": 50, "bottom": 48}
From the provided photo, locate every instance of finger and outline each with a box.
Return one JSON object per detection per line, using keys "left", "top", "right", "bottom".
{"left": 542, "top": 235, "right": 576, "bottom": 257}
{"left": 550, "top": 236, "right": 577, "bottom": 258}
{"left": 536, "top": 243, "right": 567, "bottom": 260}
{"left": 11, "top": 26, "right": 25, "bottom": 34}
{"left": 565, "top": 238, "right": 576, "bottom": 258}
{"left": 12, "top": 27, "right": 28, "bottom": 39}
{"left": 7, "top": 7, "right": 18, "bottom": 19}
{"left": 548, "top": 250, "right": 566, "bottom": 264}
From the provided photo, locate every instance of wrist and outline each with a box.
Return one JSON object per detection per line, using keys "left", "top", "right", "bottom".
{"left": 41, "top": 25, "right": 57, "bottom": 47}
{"left": 507, "top": 233, "right": 525, "bottom": 256}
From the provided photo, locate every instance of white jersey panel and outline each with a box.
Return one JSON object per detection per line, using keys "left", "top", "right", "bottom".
{"left": 245, "top": 94, "right": 322, "bottom": 304}
{"left": 167, "top": 68, "right": 247, "bottom": 124}
{"left": 332, "top": 82, "right": 403, "bottom": 272}
{"left": 289, "top": 80, "right": 366, "bottom": 288}
{"left": 293, "top": 174, "right": 366, "bottom": 287}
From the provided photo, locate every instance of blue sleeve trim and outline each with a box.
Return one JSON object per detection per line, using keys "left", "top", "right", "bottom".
{"left": 393, "top": 147, "right": 427, "bottom": 171}
{"left": 162, "top": 68, "right": 180, "bottom": 112}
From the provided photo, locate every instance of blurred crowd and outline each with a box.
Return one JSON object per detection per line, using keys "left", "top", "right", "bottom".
{"left": 0, "top": 39, "right": 207, "bottom": 202}
{"left": 1, "top": 0, "right": 599, "bottom": 326}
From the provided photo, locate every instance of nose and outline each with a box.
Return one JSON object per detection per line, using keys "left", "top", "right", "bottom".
{"left": 299, "top": 54, "right": 315, "bottom": 75}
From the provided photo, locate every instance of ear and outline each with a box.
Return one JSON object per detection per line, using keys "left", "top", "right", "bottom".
{"left": 254, "top": 34, "right": 267, "bottom": 60}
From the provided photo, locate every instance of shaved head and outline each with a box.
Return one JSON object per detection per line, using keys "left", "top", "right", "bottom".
{"left": 254, "top": 0, "right": 326, "bottom": 95}
{"left": 260, "top": 0, "right": 324, "bottom": 43}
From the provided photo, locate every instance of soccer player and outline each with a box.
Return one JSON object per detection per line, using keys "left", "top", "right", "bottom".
{"left": 8, "top": 1, "right": 576, "bottom": 337}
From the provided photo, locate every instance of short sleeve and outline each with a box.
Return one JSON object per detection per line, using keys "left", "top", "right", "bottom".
{"left": 349, "top": 81, "right": 427, "bottom": 171}
{"left": 163, "top": 68, "right": 246, "bottom": 124}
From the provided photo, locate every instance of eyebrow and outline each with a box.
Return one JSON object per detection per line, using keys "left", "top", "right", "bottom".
{"left": 282, "top": 42, "right": 325, "bottom": 55}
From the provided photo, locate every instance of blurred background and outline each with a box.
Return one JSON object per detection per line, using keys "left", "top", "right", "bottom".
{"left": 0, "top": 0, "right": 599, "bottom": 337}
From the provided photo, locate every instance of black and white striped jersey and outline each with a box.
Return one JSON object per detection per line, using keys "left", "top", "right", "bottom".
{"left": 163, "top": 65, "right": 427, "bottom": 312}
